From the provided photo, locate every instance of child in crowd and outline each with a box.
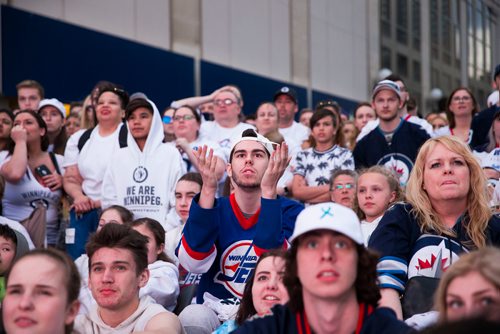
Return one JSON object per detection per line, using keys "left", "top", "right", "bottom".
{"left": 129, "top": 218, "right": 180, "bottom": 312}
{"left": 0, "top": 224, "right": 30, "bottom": 300}
{"left": 357, "top": 166, "right": 403, "bottom": 245}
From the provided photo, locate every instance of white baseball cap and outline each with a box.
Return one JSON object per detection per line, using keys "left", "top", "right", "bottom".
{"left": 372, "top": 80, "right": 401, "bottom": 100}
{"left": 38, "top": 98, "right": 66, "bottom": 118}
{"left": 230, "top": 129, "right": 276, "bottom": 156}
{"left": 289, "top": 202, "right": 364, "bottom": 245}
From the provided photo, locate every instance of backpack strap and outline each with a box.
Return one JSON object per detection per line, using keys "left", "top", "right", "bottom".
{"left": 78, "top": 123, "right": 128, "bottom": 151}
{"left": 118, "top": 122, "right": 128, "bottom": 148}
{"left": 77, "top": 128, "right": 94, "bottom": 152}
{"left": 49, "top": 151, "right": 61, "bottom": 175}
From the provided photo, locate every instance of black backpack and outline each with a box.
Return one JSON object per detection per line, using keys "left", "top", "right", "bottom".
{"left": 77, "top": 123, "right": 128, "bottom": 152}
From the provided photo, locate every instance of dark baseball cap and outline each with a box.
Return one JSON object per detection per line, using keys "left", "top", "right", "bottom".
{"left": 273, "top": 86, "right": 298, "bottom": 104}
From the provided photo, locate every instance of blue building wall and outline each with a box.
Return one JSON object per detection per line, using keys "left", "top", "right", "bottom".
{"left": 2, "top": 5, "right": 358, "bottom": 115}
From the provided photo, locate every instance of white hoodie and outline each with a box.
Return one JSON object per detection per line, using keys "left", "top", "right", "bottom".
{"left": 101, "top": 99, "right": 184, "bottom": 226}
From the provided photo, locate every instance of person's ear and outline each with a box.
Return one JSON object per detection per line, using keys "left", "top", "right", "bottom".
{"left": 157, "top": 243, "right": 165, "bottom": 255}
{"left": 64, "top": 300, "right": 80, "bottom": 325}
{"left": 226, "top": 163, "right": 232, "bottom": 179}
{"left": 138, "top": 268, "right": 150, "bottom": 288}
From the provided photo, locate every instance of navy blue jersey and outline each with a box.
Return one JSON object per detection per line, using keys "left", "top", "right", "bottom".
{"left": 234, "top": 304, "right": 413, "bottom": 334}
{"left": 353, "top": 120, "right": 430, "bottom": 186}
{"left": 178, "top": 194, "right": 303, "bottom": 304}
{"left": 369, "top": 203, "right": 500, "bottom": 293}
{"left": 470, "top": 104, "right": 500, "bottom": 148}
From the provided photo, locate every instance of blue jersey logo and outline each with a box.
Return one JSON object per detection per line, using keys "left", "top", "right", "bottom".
{"left": 215, "top": 240, "right": 258, "bottom": 298}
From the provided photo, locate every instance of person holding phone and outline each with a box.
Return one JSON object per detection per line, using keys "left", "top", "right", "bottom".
{"left": 0, "top": 110, "right": 64, "bottom": 247}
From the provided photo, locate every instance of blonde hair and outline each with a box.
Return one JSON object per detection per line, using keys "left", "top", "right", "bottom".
{"left": 435, "top": 247, "right": 500, "bottom": 322}
{"left": 355, "top": 165, "right": 404, "bottom": 220}
{"left": 80, "top": 95, "right": 94, "bottom": 129}
{"left": 406, "top": 136, "right": 491, "bottom": 248}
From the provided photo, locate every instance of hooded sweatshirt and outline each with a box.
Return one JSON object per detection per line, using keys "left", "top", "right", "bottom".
{"left": 101, "top": 99, "right": 184, "bottom": 225}
{"left": 74, "top": 295, "right": 167, "bottom": 333}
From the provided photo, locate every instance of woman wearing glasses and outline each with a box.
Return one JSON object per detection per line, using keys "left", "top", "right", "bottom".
{"left": 435, "top": 88, "right": 479, "bottom": 144}
{"left": 329, "top": 169, "right": 358, "bottom": 209}
{"left": 162, "top": 106, "right": 176, "bottom": 142}
{"left": 173, "top": 105, "right": 226, "bottom": 181}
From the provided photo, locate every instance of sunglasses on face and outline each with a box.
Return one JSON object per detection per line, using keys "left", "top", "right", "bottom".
{"left": 332, "top": 183, "right": 354, "bottom": 191}
{"left": 214, "top": 98, "right": 237, "bottom": 107}
{"left": 173, "top": 115, "right": 196, "bottom": 122}
{"left": 162, "top": 116, "right": 172, "bottom": 124}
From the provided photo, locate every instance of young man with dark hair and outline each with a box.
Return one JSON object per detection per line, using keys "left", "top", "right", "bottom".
{"left": 101, "top": 98, "right": 184, "bottom": 224}
{"left": 235, "top": 203, "right": 411, "bottom": 333}
{"left": 16, "top": 79, "right": 44, "bottom": 111}
{"left": 178, "top": 129, "right": 303, "bottom": 333}
{"left": 74, "top": 223, "right": 183, "bottom": 333}
{"left": 353, "top": 80, "right": 430, "bottom": 186}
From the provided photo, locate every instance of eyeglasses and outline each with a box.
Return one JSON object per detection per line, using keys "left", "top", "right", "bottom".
{"left": 331, "top": 183, "right": 354, "bottom": 191}
{"left": 162, "top": 116, "right": 172, "bottom": 124}
{"left": 173, "top": 115, "right": 195, "bottom": 122}
{"left": 451, "top": 96, "right": 472, "bottom": 103}
{"left": 214, "top": 98, "right": 237, "bottom": 107}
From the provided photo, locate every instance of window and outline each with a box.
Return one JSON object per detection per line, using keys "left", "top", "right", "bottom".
{"left": 413, "top": 60, "right": 421, "bottom": 82}
{"left": 396, "top": 0, "right": 408, "bottom": 44}
{"left": 381, "top": 0, "right": 391, "bottom": 37}
{"left": 381, "top": 47, "right": 392, "bottom": 70}
{"left": 397, "top": 53, "right": 408, "bottom": 77}
{"left": 412, "top": 0, "right": 421, "bottom": 50}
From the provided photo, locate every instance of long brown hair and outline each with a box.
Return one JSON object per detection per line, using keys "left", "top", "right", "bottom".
{"left": 235, "top": 249, "right": 287, "bottom": 324}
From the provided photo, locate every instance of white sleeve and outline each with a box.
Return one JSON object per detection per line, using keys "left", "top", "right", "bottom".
{"left": 140, "top": 261, "right": 180, "bottom": 312}
{"left": 62, "top": 129, "right": 85, "bottom": 167}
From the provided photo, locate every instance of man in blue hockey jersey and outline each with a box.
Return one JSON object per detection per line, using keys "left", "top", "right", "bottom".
{"left": 353, "top": 80, "right": 430, "bottom": 186}
{"left": 178, "top": 129, "right": 303, "bottom": 333}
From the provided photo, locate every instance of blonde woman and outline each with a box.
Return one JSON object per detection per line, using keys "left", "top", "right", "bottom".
{"left": 369, "top": 135, "right": 500, "bottom": 319}
{"left": 435, "top": 247, "right": 500, "bottom": 323}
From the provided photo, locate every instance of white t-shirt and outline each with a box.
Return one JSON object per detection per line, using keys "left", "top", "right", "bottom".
{"left": 279, "top": 121, "right": 310, "bottom": 144}
{"left": 64, "top": 125, "right": 123, "bottom": 201}
{"left": 179, "top": 137, "right": 227, "bottom": 173}
{"left": 360, "top": 215, "right": 383, "bottom": 246}
{"left": 199, "top": 121, "right": 255, "bottom": 161}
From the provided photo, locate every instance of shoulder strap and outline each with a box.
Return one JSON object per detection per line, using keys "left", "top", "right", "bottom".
{"left": 118, "top": 122, "right": 128, "bottom": 148}
{"left": 49, "top": 151, "right": 61, "bottom": 175}
{"left": 78, "top": 124, "right": 128, "bottom": 151}
{"left": 77, "top": 128, "right": 94, "bottom": 152}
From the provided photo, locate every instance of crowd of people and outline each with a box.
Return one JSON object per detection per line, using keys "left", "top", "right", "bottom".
{"left": 0, "top": 63, "right": 498, "bottom": 334}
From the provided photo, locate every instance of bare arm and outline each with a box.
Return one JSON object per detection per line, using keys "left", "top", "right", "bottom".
{"left": 135, "top": 311, "right": 183, "bottom": 334}
{"left": 63, "top": 165, "right": 97, "bottom": 213}
{"left": 1, "top": 126, "right": 28, "bottom": 183}
{"left": 172, "top": 85, "right": 233, "bottom": 108}
{"left": 291, "top": 174, "right": 331, "bottom": 203}
{"left": 379, "top": 288, "right": 403, "bottom": 320}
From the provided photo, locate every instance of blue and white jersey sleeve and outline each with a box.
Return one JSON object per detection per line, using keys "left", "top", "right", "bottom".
{"left": 368, "top": 203, "right": 420, "bottom": 293}
{"left": 177, "top": 194, "right": 219, "bottom": 274}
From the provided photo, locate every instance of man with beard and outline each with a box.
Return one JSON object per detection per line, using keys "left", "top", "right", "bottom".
{"left": 353, "top": 80, "right": 430, "bottom": 187}
{"left": 177, "top": 129, "right": 303, "bottom": 333}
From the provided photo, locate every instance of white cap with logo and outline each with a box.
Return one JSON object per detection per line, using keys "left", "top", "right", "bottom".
{"left": 289, "top": 202, "right": 364, "bottom": 245}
